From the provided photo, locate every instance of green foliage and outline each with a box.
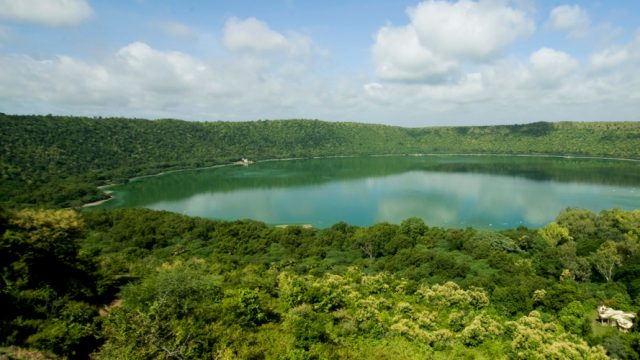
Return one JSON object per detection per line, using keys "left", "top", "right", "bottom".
{"left": 98, "top": 300, "right": 220, "bottom": 359}
{"left": 542, "top": 281, "right": 581, "bottom": 313}
{"left": 3, "top": 207, "right": 640, "bottom": 358}
{"left": 591, "top": 240, "right": 624, "bottom": 282}
{"left": 556, "top": 208, "right": 599, "bottom": 254}
{"left": 222, "top": 288, "right": 274, "bottom": 327}
{"left": 508, "top": 311, "right": 608, "bottom": 359}
{"left": 2, "top": 114, "right": 640, "bottom": 207}
{"left": 286, "top": 304, "right": 329, "bottom": 350}
{"left": 3, "top": 113, "right": 640, "bottom": 357}
{"left": 417, "top": 282, "right": 489, "bottom": 310}
{"left": 539, "top": 222, "right": 573, "bottom": 248}
{"left": 0, "top": 209, "right": 101, "bottom": 358}
{"left": 24, "top": 301, "right": 99, "bottom": 357}
{"left": 492, "top": 286, "right": 533, "bottom": 316}
{"left": 121, "top": 259, "right": 223, "bottom": 318}
{"left": 558, "top": 301, "right": 589, "bottom": 336}
{"left": 460, "top": 313, "right": 503, "bottom": 346}
{"left": 399, "top": 217, "right": 428, "bottom": 241}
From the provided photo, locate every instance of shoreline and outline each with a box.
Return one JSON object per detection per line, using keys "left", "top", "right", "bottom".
{"left": 82, "top": 197, "right": 114, "bottom": 208}
{"left": 82, "top": 189, "right": 115, "bottom": 208}
{"left": 81, "top": 152, "right": 640, "bottom": 208}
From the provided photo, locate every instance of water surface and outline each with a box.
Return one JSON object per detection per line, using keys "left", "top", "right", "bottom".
{"left": 96, "top": 155, "right": 640, "bottom": 229}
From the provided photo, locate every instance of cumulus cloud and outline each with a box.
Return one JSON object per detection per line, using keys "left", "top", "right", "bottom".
{"left": 372, "top": 25, "right": 459, "bottom": 83}
{"left": 363, "top": 1, "right": 640, "bottom": 124}
{"left": 223, "top": 17, "right": 289, "bottom": 52}
{"left": 1, "top": 8, "right": 639, "bottom": 126}
{"left": 364, "top": 73, "right": 486, "bottom": 111}
{"left": 0, "top": 37, "right": 353, "bottom": 121}
{"left": 590, "top": 31, "right": 640, "bottom": 70}
{"left": 0, "top": 14, "right": 343, "bottom": 120}
{"left": 0, "top": 43, "right": 227, "bottom": 114}
{"left": 222, "top": 17, "right": 320, "bottom": 57}
{"left": 408, "top": 0, "right": 535, "bottom": 60}
{"left": 0, "top": 0, "right": 93, "bottom": 26}
{"left": 590, "top": 48, "right": 630, "bottom": 70}
{"left": 547, "top": 4, "right": 590, "bottom": 38}
{"left": 365, "top": 29, "right": 640, "bottom": 124}
{"left": 372, "top": 0, "right": 534, "bottom": 83}
{"left": 529, "top": 48, "right": 578, "bottom": 87}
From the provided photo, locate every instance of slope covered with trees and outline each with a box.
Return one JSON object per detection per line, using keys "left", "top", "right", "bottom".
{"left": 1, "top": 207, "right": 639, "bottom": 359}
{"left": 2, "top": 114, "right": 639, "bottom": 358}
{"left": 2, "top": 114, "right": 639, "bottom": 207}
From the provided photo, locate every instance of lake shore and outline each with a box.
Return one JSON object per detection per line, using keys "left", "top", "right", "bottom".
{"left": 81, "top": 152, "right": 640, "bottom": 208}
{"left": 82, "top": 196, "right": 114, "bottom": 208}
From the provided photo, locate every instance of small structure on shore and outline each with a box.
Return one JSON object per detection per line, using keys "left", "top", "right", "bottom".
{"left": 234, "top": 158, "right": 253, "bottom": 166}
{"left": 597, "top": 305, "right": 636, "bottom": 332}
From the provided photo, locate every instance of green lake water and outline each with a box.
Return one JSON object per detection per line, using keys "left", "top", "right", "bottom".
{"left": 95, "top": 155, "right": 640, "bottom": 229}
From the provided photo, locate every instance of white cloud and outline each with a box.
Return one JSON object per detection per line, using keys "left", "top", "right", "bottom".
{"left": 0, "top": 13, "right": 341, "bottom": 120}
{"left": 0, "top": 0, "right": 93, "bottom": 26}
{"left": 590, "top": 30, "right": 640, "bottom": 70}
{"left": 222, "top": 17, "right": 320, "bottom": 57}
{"left": 0, "top": 43, "right": 226, "bottom": 113}
{"left": 364, "top": 29, "right": 640, "bottom": 124}
{"left": 529, "top": 48, "right": 578, "bottom": 87}
{"left": 114, "top": 42, "right": 213, "bottom": 99}
{"left": 372, "top": 25, "right": 459, "bottom": 83}
{"left": 547, "top": 4, "right": 590, "bottom": 38}
{"left": 408, "top": 0, "right": 535, "bottom": 60}
{"left": 372, "top": 0, "right": 534, "bottom": 83}
{"left": 363, "top": 1, "right": 640, "bottom": 124}
{"left": 364, "top": 72, "right": 486, "bottom": 111}
{"left": 1, "top": 10, "right": 639, "bottom": 127}
{"left": 223, "top": 17, "right": 288, "bottom": 52}
{"left": 590, "top": 48, "right": 629, "bottom": 70}
{"left": 0, "top": 36, "right": 352, "bottom": 121}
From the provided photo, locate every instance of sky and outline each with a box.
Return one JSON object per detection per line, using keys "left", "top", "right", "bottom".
{"left": 0, "top": 0, "right": 639, "bottom": 126}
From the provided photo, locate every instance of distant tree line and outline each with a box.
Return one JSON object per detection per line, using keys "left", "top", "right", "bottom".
{"left": 2, "top": 114, "right": 639, "bottom": 207}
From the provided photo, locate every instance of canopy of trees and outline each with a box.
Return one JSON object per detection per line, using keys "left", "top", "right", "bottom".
{"left": 2, "top": 114, "right": 639, "bottom": 207}
{"left": 1, "top": 207, "right": 639, "bottom": 358}
{"left": 1, "top": 114, "right": 639, "bottom": 358}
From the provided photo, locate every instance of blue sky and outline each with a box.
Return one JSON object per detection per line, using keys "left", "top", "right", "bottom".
{"left": 0, "top": 0, "right": 639, "bottom": 126}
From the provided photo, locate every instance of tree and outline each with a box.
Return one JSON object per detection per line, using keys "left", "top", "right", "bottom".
{"left": 0, "top": 209, "right": 101, "bottom": 357}
{"left": 556, "top": 241, "right": 591, "bottom": 282}
{"left": 399, "top": 217, "right": 427, "bottom": 241}
{"left": 286, "top": 304, "right": 328, "bottom": 350}
{"left": 590, "top": 240, "right": 622, "bottom": 282}
{"left": 539, "top": 223, "right": 572, "bottom": 248}
{"left": 556, "top": 208, "right": 597, "bottom": 246}
{"left": 557, "top": 301, "right": 589, "bottom": 336}
{"left": 353, "top": 223, "right": 397, "bottom": 259}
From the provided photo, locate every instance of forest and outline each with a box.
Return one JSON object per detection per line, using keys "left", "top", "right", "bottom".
{"left": 1, "top": 114, "right": 640, "bottom": 359}
{"left": 1, "top": 207, "right": 639, "bottom": 359}
{"left": 1, "top": 114, "right": 640, "bottom": 208}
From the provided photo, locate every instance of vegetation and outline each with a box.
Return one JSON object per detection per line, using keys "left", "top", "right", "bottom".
{"left": 2, "top": 114, "right": 639, "bottom": 207}
{"left": 1, "top": 114, "right": 639, "bottom": 358}
{"left": 1, "top": 207, "right": 640, "bottom": 359}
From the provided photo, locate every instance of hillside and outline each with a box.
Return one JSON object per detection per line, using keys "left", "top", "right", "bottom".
{"left": 1, "top": 113, "right": 640, "bottom": 207}
{"left": 2, "top": 207, "right": 640, "bottom": 359}
{"left": 1, "top": 114, "right": 640, "bottom": 358}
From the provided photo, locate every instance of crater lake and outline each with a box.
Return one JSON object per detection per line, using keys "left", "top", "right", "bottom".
{"left": 94, "top": 155, "right": 640, "bottom": 229}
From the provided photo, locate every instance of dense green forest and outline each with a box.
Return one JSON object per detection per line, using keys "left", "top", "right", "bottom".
{"left": 1, "top": 207, "right": 639, "bottom": 359}
{"left": 1, "top": 114, "right": 639, "bottom": 358}
{"left": 2, "top": 114, "right": 639, "bottom": 207}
